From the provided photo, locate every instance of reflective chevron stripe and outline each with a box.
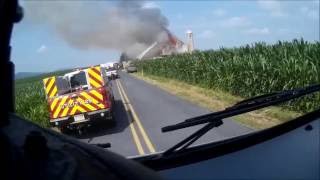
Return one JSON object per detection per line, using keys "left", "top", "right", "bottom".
{"left": 49, "top": 89, "right": 108, "bottom": 120}
{"left": 43, "top": 77, "right": 58, "bottom": 98}
{"left": 88, "top": 66, "right": 103, "bottom": 88}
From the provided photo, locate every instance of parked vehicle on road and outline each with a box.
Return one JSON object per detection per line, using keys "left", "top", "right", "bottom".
{"left": 101, "top": 62, "right": 119, "bottom": 80}
{"left": 42, "top": 65, "right": 115, "bottom": 134}
{"left": 106, "top": 66, "right": 119, "bottom": 80}
{"left": 127, "top": 65, "right": 137, "bottom": 73}
{"left": 124, "top": 61, "right": 138, "bottom": 73}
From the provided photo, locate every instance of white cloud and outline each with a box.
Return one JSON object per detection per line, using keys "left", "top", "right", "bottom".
{"left": 257, "top": 0, "right": 287, "bottom": 17}
{"left": 300, "top": 6, "right": 319, "bottom": 19}
{"left": 142, "top": 2, "right": 159, "bottom": 9}
{"left": 176, "top": 13, "right": 183, "bottom": 20}
{"left": 212, "top": 8, "right": 227, "bottom": 17}
{"left": 244, "top": 27, "right": 270, "bottom": 35}
{"left": 277, "top": 28, "right": 290, "bottom": 34}
{"left": 36, "top": 45, "right": 47, "bottom": 53}
{"left": 220, "top": 16, "right": 251, "bottom": 28}
{"left": 276, "top": 28, "right": 299, "bottom": 35}
{"left": 198, "top": 30, "right": 216, "bottom": 39}
{"left": 300, "top": 6, "right": 309, "bottom": 14}
{"left": 307, "top": 10, "right": 319, "bottom": 19}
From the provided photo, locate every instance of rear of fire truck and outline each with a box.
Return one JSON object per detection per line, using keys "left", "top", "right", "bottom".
{"left": 43, "top": 65, "right": 115, "bottom": 134}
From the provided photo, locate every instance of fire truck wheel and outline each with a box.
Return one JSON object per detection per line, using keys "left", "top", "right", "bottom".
{"left": 111, "top": 110, "right": 116, "bottom": 122}
{"left": 58, "top": 126, "right": 66, "bottom": 134}
{"left": 105, "top": 110, "right": 116, "bottom": 127}
{"left": 77, "top": 127, "right": 86, "bottom": 136}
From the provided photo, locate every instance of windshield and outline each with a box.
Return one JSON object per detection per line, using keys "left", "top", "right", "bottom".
{"left": 12, "top": 1, "right": 319, "bottom": 158}
{"left": 107, "top": 67, "right": 115, "bottom": 71}
{"left": 70, "top": 71, "right": 88, "bottom": 89}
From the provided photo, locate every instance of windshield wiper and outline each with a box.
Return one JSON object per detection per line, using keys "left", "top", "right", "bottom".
{"left": 161, "top": 84, "right": 320, "bottom": 156}
{"left": 93, "top": 143, "right": 111, "bottom": 149}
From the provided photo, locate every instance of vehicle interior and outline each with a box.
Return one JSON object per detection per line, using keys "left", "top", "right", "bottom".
{"left": 1, "top": 0, "right": 319, "bottom": 179}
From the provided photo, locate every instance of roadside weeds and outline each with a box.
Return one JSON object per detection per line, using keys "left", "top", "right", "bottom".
{"left": 132, "top": 72, "right": 301, "bottom": 130}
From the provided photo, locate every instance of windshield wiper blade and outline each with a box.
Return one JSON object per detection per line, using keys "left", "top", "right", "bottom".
{"left": 161, "top": 84, "right": 320, "bottom": 156}
{"left": 162, "top": 84, "right": 320, "bottom": 133}
{"left": 93, "top": 143, "right": 111, "bottom": 149}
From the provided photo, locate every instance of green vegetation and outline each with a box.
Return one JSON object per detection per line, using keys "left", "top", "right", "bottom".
{"left": 15, "top": 70, "right": 69, "bottom": 128}
{"left": 136, "top": 39, "right": 320, "bottom": 113}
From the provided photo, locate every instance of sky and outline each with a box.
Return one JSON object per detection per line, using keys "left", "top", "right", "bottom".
{"left": 12, "top": 0, "right": 319, "bottom": 73}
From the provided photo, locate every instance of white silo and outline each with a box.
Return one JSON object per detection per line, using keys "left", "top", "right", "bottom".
{"left": 186, "top": 30, "right": 194, "bottom": 52}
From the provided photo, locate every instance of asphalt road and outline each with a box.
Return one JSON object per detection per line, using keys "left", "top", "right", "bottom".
{"left": 77, "top": 71, "right": 252, "bottom": 157}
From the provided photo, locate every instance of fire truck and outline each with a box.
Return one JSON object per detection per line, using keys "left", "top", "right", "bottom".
{"left": 43, "top": 65, "right": 115, "bottom": 134}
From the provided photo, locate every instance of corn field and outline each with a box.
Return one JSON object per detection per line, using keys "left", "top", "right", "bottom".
{"left": 136, "top": 39, "right": 320, "bottom": 112}
{"left": 15, "top": 81, "right": 50, "bottom": 127}
{"left": 15, "top": 70, "right": 70, "bottom": 127}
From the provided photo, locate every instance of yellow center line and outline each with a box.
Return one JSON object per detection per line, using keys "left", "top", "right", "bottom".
{"left": 116, "top": 80, "right": 145, "bottom": 155}
{"left": 117, "top": 79, "right": 156, "bottom": 153}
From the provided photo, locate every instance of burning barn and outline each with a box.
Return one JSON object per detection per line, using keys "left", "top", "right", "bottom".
{"left": 135, "top": 29, "right": 194, "bottom": 60}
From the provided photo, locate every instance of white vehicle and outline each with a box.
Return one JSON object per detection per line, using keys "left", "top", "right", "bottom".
{"left": 123, "top": 61, "right": 137, "bottom": 73}
{"left": 101, "top": 62, "right": 119, "bottom": 80}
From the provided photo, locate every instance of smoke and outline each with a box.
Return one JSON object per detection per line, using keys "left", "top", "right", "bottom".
{"left": 24, "top": 1, "right": 169, "bottom": 58}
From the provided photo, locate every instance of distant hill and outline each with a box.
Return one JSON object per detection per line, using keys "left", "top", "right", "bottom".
{"left": 15, "top": 72, "right": 44, "bottom": 79}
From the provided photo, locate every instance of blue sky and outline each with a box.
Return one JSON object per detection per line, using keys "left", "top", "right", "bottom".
{"left": 12, "top": 0, "right": 319, "bottom": 72}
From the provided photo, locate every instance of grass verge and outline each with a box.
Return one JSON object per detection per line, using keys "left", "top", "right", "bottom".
{"left": 132, "top": 72, "right": 301, "bottom": 130}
